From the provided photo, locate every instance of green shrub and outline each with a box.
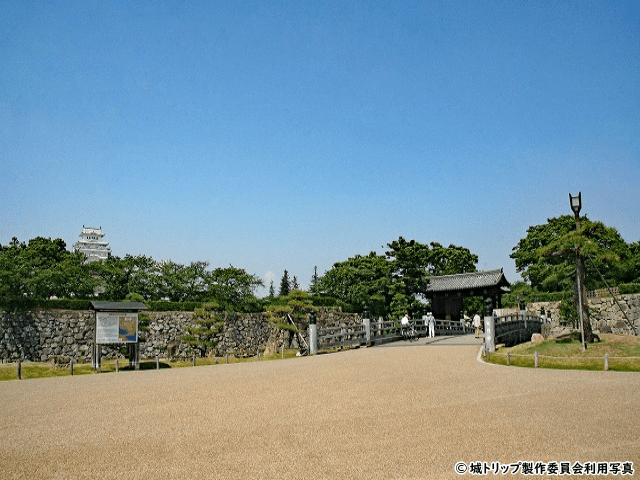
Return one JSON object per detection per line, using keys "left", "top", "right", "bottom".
{"left": 501, "top": 291, "right": 570, "bottom": 306}
{"left": 40, "top": 298, "right": 94, "bottom": 310}
{"left": 619, "top": 284, "right": 640, "bottom": 294}
{"left": 144, "top": 301, "right": 202, "bottom": 311}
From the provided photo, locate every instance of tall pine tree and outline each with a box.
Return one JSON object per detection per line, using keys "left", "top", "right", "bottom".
{"left": 279, "top": 270, "right": 291, "bottom": 296}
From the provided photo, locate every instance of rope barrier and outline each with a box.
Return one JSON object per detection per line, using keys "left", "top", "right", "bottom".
{"left": 488, "top": 352, "right": 640, "bottom": 360}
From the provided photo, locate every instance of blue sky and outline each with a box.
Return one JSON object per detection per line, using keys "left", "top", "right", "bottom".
{"left": 1, "top": 1, "right": 639, "bottom": 295}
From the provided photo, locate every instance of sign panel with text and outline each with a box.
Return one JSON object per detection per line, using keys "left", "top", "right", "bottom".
{"left": 95, "top": 312, "right": 138, "bottom": 344}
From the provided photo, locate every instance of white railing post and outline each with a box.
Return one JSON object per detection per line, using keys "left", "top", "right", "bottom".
{"left": 363, "top": 311, "right": 371, "bottom": 346}
{"left": 308, "top": 311, "right": 318, "bottom": 355}
{"left": 484, "top": 298, "right": 495, "bottom": 353}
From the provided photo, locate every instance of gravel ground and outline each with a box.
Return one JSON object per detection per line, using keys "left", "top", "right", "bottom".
{"left": 1, "top": 340, "right": 638, "bottom": 480}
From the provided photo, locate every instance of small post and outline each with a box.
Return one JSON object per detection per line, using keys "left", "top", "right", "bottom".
{"left": 281, "top": 344, "right": 284, "bottom": 359}
{"left": 534, "top": 351, "right": 539, "bottom": 368}
{"left": 17, "top": 360, "right": 22, "bottom": 380}
{"left": 604, "top": 353, "right": 609, "bottom": 371}
{"left": 309, "top": 311, "right": 318, "bottom": 355}
{"left": 193, "top": 355, "right": 196, "bottom": 367}
{"left": 362, "top": 307, "right": 371, "bottom": 346}
{"left": 115, "top": 359, "right": 119, "bottom": 373}
{"left": 70, "top": 358, "right": 74, "bottom": 376}
{"left": 257, "top": 348, "right": 260, "bottom": 361}
{"left": 93, "top": 344, "right": 102, "bottom": 371}
{"left": 484, "top": 297, "right": 495, "bottom": 353}
{"left": 128, "top": 343, "right": 139, "bottom": 370}
{"left": 226, "top": 353, "right": 229, "bottom": 364}
{"left": 519, "top": 298, "right": 527, "bottom": 329}
{"left": 507, "top": 352, "right": 511, "bottom": 365}
{"left": 156, "top": 355, "right": 159, "bottom": 370}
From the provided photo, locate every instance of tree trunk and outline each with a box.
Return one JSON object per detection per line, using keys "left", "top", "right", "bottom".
{"left": 577, "top": 255, "right": 594, "bottom": 343}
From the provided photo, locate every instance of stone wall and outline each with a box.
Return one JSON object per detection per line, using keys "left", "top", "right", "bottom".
{"left": 586, "top": 294, "right": 640, "bottom": 334}
{"left": 0, "top": 309, "right": 94, "bottom": 363}
{"left": 525, "top": 293, "right": 640, "bottom": 335}
{"left": 0, "top": 308, "right": 363, "bottom": 363}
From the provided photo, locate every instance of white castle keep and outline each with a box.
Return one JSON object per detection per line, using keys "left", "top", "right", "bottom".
{"left": 73, "top": 225, "right": 111, "bottom": 262}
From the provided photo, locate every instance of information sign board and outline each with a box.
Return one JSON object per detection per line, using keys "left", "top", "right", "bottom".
{"left": 95, "top": 312, "right": 138, "bottom": 344}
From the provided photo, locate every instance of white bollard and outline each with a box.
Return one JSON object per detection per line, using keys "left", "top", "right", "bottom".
{"left": 309, "top": 323, "right": 318, "bottom": 355}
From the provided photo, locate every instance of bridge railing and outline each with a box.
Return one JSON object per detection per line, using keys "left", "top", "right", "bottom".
{"left": 316, "top": 317, "right": 469, "bottom": 351}
{"left": 433, "top": 319, "right": 466, "bottom": 336}
{"left": 317, "top": 324, "right": 368, "bottom": 350}
{"left": 493, "top": 313, "right": 542, "bottom": 347}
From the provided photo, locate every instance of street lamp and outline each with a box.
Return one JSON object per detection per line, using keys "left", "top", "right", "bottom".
{"left": 569, "top": 192, "right": 586, "bottom": 351}
{"left": 569, "top": 192, "right": 582, "bottom": 217}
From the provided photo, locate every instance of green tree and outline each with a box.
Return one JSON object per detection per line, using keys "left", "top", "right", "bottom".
{"left": 268, "top": 280, "right": 275, "bottom": 298}
{"left": 264, "top": 290, "right": 315, "bottom": 352}
{"left": 511, "top": 215, "right": 633, "bottom": 344}
{"left": 183, "top": 302, "right": 224, "bottom": 356}
{"left": 558, "top": 299, "right": 579, "bottom": 328}
{"left": 511, "top": 216, "right": 633, "bottom": 292}
{"left": 427, "top": 242, "right": 479, "bottom": 276}
{"left": 629, "top": 241, "right": 640, "bottom": 283}
{"left": 279, "top": 270, "right": 291, "bottom": 297}
{"left": 389, "top": 284, "right": 411, "bottom": 320}
{"left": 207, "top": 266, "right": 263, "bottom": 312}
{"left": 312, "top": 238, "right": 479, "bottom": 318}
{"left": 0, "top": 238, "right": 27, "bottom": 307}
{"left": 0, "top": 237, "right": 95, "bottom": 307}
{"left": 93, "top": 254, "right": 158, "bottom": 300}
{"left": 385, "top": 238, "right": 431, "bottom": 309}
{"left": 385, "top": 237, "right": 478, "bottom": 316}
{"left": 511, "top": 216, "right": 578, "bottom": 292}
{"left": 311, "top": 252, "right": 393, "bottom": 316}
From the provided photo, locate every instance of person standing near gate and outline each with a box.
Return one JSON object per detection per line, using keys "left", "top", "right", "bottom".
{"left": 473, "top": 313, "right": 482, "bottom": 338}
{"left": 401, "top": 313, "right": 410, "bottom": 339}
{"left": 427, "top": 312, "right": 435, "bottom": 338}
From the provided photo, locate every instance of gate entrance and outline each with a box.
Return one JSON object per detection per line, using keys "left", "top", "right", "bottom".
{"left": 424, "top": 269, "right": 511, "bottom": 323}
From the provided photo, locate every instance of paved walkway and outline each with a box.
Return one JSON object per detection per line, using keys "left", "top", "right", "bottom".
{"left": 1, "top": 340, "right": 638, "bottom": 480}
{"left": 383, "top": 333, "right": 485, "bottom": 347}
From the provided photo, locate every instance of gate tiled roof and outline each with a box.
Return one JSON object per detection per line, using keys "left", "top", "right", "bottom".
{"left": 426, "top": 269, "right": 510, "bottom": 293}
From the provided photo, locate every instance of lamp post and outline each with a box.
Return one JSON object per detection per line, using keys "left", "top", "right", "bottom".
{"left": 569, "top": 192, "right": 587, "bottom": 352}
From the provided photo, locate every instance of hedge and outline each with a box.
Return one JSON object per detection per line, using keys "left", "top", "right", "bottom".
{"left": 142, "top": 301, "right": 203, "bottom": 312}
{"left": 501, "top": 291, "right": 571, "bottom": 306}
{"left": 619, "top": 284, "right": 640, "bottom": 294}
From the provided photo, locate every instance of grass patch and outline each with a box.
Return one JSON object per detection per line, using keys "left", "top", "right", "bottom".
{"left": 0, "top": 349, "right": 305, "bottom": 382}
{"left": 486, "top": 334, "right": 640, "bottom": 372}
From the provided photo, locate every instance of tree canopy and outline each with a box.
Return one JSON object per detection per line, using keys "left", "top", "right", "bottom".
{"left": 279, "top": 270, "right": 291, "bottom": 297}
{"left": 311, "top": 251, "right": 393, "bottom": 317}
{"left": 311, "top": 237, "right": 479, "bottom": 318}
{"left": 0, "top": 236, "right": 263, "bottom": 311}
{"left": 0, "top": 237, "right": 95, "bottom": 308}
{"left": 510, "top": 215, "right": 638, "bottom": 293}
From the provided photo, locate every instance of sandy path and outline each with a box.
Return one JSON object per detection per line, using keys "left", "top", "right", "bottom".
{"left": 1, "top": 342, "right": 638, "bottom": 479}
